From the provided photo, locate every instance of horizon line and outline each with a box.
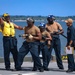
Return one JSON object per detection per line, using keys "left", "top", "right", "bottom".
{"left": 0, "top": 15, "right": 75, "bottom": 17}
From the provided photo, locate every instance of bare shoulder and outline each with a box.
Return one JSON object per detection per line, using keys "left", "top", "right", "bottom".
{"left": 54, "top": 21, "right": 61, "bottom": 26}
{"left": 33, "top": 26, "right": 40, "bottom": 33}
{"left": 34, "top": 25, "right": 40, "bottom": 30}
{"left": 45, "top": 30, "right": 50, "bottom": 35}
{"left": 34, "top": 25, "right": 39, "bottom": 28}
{"left": 42, "top": 30, "right": 49, "bottom": 35}
{"left": 55, "top": 22, "right": 63, "bottom": 29}
{"left": 45, "top": 23, "right": 49, "bottom": 27}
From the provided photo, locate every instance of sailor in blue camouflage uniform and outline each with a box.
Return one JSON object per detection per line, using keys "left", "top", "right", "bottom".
{"left": 65, "top": 18, "right": 75, "bottom": 72}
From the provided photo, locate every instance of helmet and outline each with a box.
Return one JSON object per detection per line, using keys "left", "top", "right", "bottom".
{"left": 39, "top": 23, "right": 46, "bottom": 28}
{"left": 26, "top": 18, "right": 34, "bottom": 23}
{"left": 2, "top": 13, "right": 10, "bottom": 17}
{"left": 47, "top": 15, "right": 55, "bottom": 20}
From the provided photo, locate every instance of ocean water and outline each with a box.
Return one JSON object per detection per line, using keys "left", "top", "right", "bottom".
{"left": 0, "top": 21, "right": 75, "bottom": 57}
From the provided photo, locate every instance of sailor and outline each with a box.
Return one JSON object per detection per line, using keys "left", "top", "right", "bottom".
{"left": 65, "top": 18, "right": 75, "bottom": 72}
{"left": 0, "top": 13, "right": 23, "bottom": 70}
{"left": 46, "top": 15, "right": 64, "bottom": 69}
{"left": 16, "top": 18, "right": 44, "bottom": 72}
{"left": 39, "top": 23, "right": 52, "bottom": 71}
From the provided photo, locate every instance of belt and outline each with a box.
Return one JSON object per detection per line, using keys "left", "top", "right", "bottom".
{"left": 3, "top": 35, "right": 15, "bottom": 37}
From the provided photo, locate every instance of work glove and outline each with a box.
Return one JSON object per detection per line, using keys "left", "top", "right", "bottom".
{"left": 28, "top": 34, "right": 33, "bottom": 40}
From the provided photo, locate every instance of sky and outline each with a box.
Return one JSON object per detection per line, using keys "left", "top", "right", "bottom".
{"left": 0, "top": 0, "right": 75, "bottom": 16}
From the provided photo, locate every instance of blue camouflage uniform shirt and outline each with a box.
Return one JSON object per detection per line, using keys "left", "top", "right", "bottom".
{"left": 67, "top": 25, "right": 75, "bottom": 46}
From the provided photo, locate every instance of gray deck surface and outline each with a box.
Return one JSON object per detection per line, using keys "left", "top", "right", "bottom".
{"left": 0, "top": 61, "right": 75, "bottom": 75}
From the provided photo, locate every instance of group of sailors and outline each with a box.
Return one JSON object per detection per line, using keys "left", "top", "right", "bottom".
{"left": 0, "top": 13, "right": 75, "bottom": 72}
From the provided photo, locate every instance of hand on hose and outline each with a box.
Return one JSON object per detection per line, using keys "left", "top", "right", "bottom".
{"left": 19, "top": 34, "right": 29, "bottom": 39}
{"left": 42, "top": 35, "right": 46, "bottom": 40}
{"left": 22, "top": 34, "right": 27, "bottom": 39}
{"left": 67, "top": 45, "right": 71, "bottom": 50}
{"left": 28, "top": 34, "right": 34, "bottom": 40}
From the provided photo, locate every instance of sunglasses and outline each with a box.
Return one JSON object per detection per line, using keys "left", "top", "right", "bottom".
{"left": 5, "top": 16, "right": 10, "bottom": 18}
